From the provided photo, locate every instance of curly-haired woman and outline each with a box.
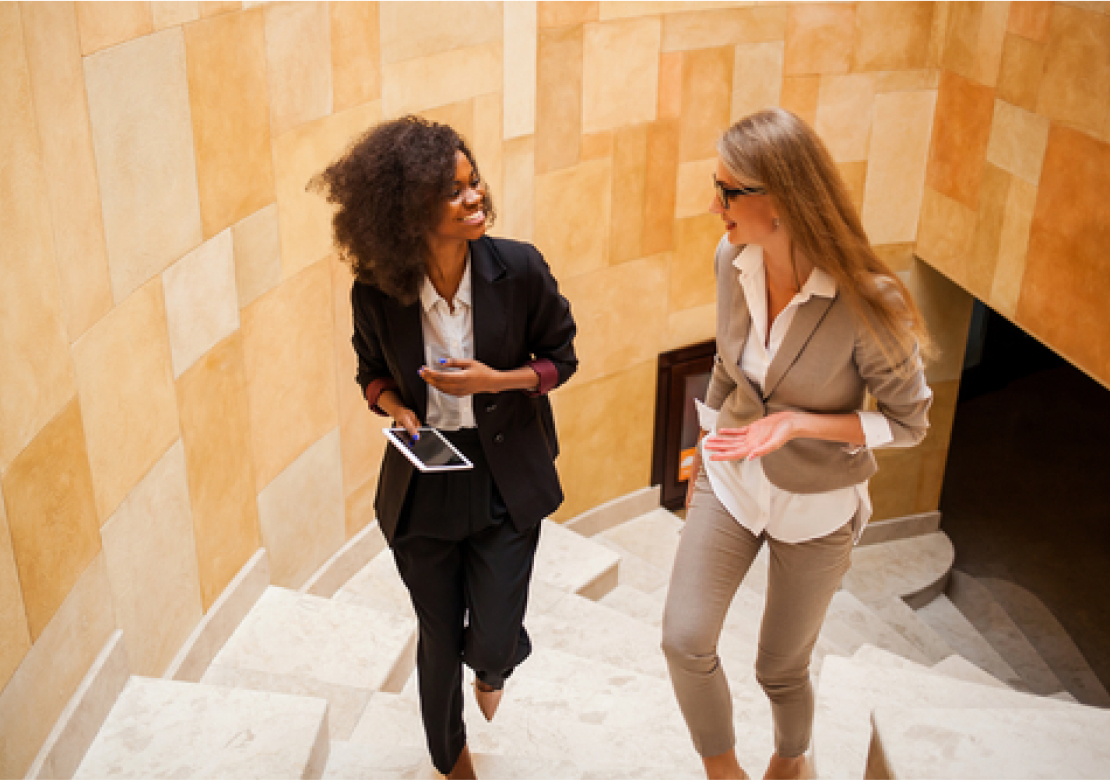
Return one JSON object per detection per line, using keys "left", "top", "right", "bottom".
{"left": 661, "top": 109, "right": 933, "bottom": 780}
{"left": 315, "top": 117, "right": 577, "bottom": 779}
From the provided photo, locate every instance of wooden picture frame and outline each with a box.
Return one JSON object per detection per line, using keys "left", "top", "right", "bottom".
{"left": 651, "top": 339, "right": 717, "bottom": 510}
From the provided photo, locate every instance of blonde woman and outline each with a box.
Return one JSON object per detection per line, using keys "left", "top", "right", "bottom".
{"left": 661, "top": 109, "right": 933, "bottom": 780}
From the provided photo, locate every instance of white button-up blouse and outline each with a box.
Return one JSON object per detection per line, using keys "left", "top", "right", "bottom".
{"left": 698, "top": 244, "right": 927, "bottom": 543}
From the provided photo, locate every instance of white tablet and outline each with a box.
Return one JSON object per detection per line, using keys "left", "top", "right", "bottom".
{"left": 383, "top": 427, "right": 474, "bottom": 473}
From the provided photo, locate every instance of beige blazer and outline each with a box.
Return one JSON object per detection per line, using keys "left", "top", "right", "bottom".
{"left": 705, "top": 237, "right": 932, "bottom": 495}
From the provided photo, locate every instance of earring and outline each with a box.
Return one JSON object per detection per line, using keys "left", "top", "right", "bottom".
{"left": 772, "top": 217, "right": 780, "bottom": 230}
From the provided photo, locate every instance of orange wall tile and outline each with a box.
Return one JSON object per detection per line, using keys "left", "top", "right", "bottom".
{"left": 678, "top": 46, "right": 733, "bottom": 162}
{"left": 75, "top": 2, "right": 153, "bottom": 55}
{"left": 852, "top": 2, "right": 935, "bottom": 72}
{"left": 177, "top": 333, "right": 262, "bottom": 610}
{"left": 330, "top": 3, "right": 382, "bottom": 113}
{"left": 925, "top": 70, "right": 995, "bottom": 209}
{"left": 785, "top": 3, "right": 855, "bottom": 76}
{"left": 642, "top": 119, "right": 681, "bottom": 256}
{"left": 1007, "top": 1, "right": 1054, "bottom": 42}
{"left": 1018, "top": 125, "right": 1110, "bottom": 384}
{"left": 538, "top": 1, "right": 598, "bottom": 29}
{"left": 185, "top": 8, "right": 275, "bottom": 238}
{"left": 609, "top": 123, "right": 650, "bottom": 264}
{"left": 996, "top": 32, "right": 1046, "bottom": 113}
{"left": 1036, "top": 5, "right": 1110, "bottom": 138}
{"left": 2, "top": 401, "right": 101, "bottom": 641}
{"left": 536, "top": 25, "right": 582, "bottom": 174}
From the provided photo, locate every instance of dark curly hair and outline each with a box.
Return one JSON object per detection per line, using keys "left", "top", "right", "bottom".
{"left": 311, "top": 116, "right": 495, "bottom": 304}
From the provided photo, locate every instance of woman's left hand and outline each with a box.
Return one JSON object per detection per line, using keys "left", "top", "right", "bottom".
{"left": 703, "top": 411, "right": 799, "bottom": 461}
{"left": 419, "top": 358, "right": 500, "bottom": 397}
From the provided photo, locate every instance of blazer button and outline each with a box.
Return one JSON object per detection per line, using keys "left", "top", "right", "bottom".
{"left": 493, "top": 433, "right": 505, "bottom": 445}
{"left": 485, "top": 402, "right": 497, "bottom": 413}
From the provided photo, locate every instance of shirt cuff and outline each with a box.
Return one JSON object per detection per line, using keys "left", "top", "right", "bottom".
{"left": 525, "top": 359, "right": 559, "bottom": 396}
{"left": 844, "top": 411, "right": 894, "bottom": 454}
{"left": 365, "top": 377, "right": 399, "bottom": 416}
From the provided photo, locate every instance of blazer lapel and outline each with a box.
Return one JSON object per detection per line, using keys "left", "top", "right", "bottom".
{"left": 763, "top": 294, "right": 835, "bottom": 398}
{"left": 722, "top": 271, "right": 763, "bottom": 408}
{"left": 383, "top": 295, "right": 427, "bottom": 421}
{"left": 469, "top": 237, "right": 510, "bottom": 369}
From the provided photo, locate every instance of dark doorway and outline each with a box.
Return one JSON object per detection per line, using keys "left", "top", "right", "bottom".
{"left": 940, "top": 302, "right": 1110, "bottom": 695}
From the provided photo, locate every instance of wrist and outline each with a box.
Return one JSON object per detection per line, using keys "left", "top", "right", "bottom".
{"left": 784, "top": 410, "right": 806, "bottom": 440}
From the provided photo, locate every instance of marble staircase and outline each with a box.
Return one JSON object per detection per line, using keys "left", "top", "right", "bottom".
{"left": 44, "top": 489, "right": 1110, "bottom": 779}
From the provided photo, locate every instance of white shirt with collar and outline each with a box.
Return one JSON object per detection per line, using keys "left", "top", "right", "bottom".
{"left": 420, "top": 255, "right": 476, "bottom": 430}
{"left": 697, "top": 243, "right": 895, "bottom": 543}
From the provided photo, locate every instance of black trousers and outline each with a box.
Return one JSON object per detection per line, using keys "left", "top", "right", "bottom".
{"left": 390, "top": 431, "right": 541, "bottom": 774}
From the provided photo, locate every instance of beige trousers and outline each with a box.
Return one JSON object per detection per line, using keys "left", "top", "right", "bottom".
{"left": 661, "top": 472, "right": 854, "bottom": 759}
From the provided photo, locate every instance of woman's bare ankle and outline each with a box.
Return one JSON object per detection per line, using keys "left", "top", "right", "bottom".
{"left": 763, "top": 752, "right": 809, "bottom": 780}
{"left": 703, "top": 748, "right": 749, "bottom": 780}
{"left": 446, "top": 744, "right": 476, "bottom": 779}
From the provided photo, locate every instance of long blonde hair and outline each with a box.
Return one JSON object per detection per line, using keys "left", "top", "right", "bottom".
{"left": 718, "top": 108, "right": 933, "bottom": 365}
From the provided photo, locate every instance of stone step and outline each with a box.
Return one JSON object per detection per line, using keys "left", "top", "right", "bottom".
{"left": 813, "top": 645, "right": 1077, "bottom": 780}
{"left": 75, "top": 677, "right": 328, "bottom": 779}
{"left": 820, "top": 591, "right": 932, "bottom": 666}
{"left": 525, "top": 589, "right": 670, "bottom": 679}
{"left": 842, "top": 531, "right": 954, "bottom": 607}
{"left": 334, "top": 549, "right": 414, "bottom": 620}
{"left": 461, "top": 646, "right": 712, "bottom": 777}
{"left": 978, "top": 576, "right": 1110, "bottom": 707}
{"left": 202, "top": 586, "right": 416, "bottom": 739}
{"left": 865, "top": 596, "right": 956, "bottom": 664}
{"left": 324, "top": 740, "right": 586, "bottom": 780}
{"left": 526, "top": 573, "right": 793, "bottom": 692}
{"left": 598, "top": 507, "right": 684, "bottom": 573}
{"left": 322, "top": 741, "right": 433, "bottom": 780}
{"left": 598, "top": 583, "right": 665, "bottom": 627}
{"left": 869, "top": 704, "right": 1110, "bottom": 779}
{"left": 914, "top": 594, "right": 1024, "bottom": 689}
{"left": 533, "top": 518, "right": 620, "bottom": 600}
{"left": 931, "top": 654, "right": 1008, "bottom": 689}
{"left": 946, "top": 570, "right": 1063, "bottom": 695}
{"left": 591, "top": 535, "right": 672, "bottom": 594}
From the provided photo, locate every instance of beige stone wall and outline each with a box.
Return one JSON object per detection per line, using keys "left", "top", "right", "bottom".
{"left": 2, "top": 2, "right": 1104, "bottom": 772}
{"left": 917, "top": 1, "right": 1110, "bottom": 390}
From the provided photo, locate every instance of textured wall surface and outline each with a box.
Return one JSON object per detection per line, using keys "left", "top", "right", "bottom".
{"left": 917, "top": 1, "right": 1110, "bottom": 390}
{"left": 1, "top": 3, "right": 1106, "bottom": 773}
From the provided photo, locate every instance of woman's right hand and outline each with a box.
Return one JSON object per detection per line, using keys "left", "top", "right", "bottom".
{"left": 377, "top": 390, "right": 422, "bottom": 439}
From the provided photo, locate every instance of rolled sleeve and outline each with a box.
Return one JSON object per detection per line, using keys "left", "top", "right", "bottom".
{"left": 524, "top": 245, "right": 578, "bottom": 390}
{"left": 525, "top": 358, "right": 559, "bottom": 396}
{"left": 844, "top": 411, "right": 894, "bottom": 454}
{"left": 365, "top": 377, "right": 399, "bottom": 416}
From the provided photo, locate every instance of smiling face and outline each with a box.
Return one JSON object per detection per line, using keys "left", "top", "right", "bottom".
{"left": 709, "top": 157, "right": 778, "bottom": 246}
{"left": 428, "top": 150, "right": 488, "bottom": 243}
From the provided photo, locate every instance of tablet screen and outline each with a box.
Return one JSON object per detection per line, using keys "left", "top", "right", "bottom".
{"left": 385, "top": 428, "right": 473, "bottom": 471}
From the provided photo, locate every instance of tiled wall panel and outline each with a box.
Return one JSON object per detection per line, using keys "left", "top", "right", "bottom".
{"left": 177, "top": 333, "right": 262, "bottom": 610}
{"left": 0, "top": 5, "right": 77, "bottom": 473}
{"left": 21, "top": 2, "right": 113, "bottom": 343}
{"left": 0, "top": 483, "right": 31, "bottom": 690}
{"left": 185, "top": 7, "right": 275, "bottom": 238}
{"left": 84, "top": 28, "right": 203, "bottom": 304}
{"left": 2, "top": 400, "right": 101, "bottom": 641}
{"left": 100, "top": 442, "right": 204, "bottom": 676}
{"left": 72, "top": 278, "right": 180, "bottom": 522}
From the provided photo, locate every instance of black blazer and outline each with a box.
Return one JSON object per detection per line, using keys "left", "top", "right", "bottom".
{"left": 351, "top": 236, "right": 578, "bottom": 543}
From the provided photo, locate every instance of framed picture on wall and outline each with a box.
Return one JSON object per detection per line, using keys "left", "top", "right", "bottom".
{"left": 651, "top": 339, "right": 716, "bottom": 510}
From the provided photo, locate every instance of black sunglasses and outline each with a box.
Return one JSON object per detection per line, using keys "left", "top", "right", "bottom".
{"left": 713, "top": 175, "right": 766, "bottom": 209}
